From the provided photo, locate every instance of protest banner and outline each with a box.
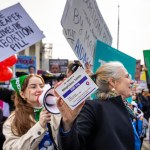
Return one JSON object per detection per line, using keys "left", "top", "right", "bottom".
{"left": 49, "top": 59, "right": 68, "bottom": 73}
{"left": 143, "top": 50, "right": 150, "bottom": 84}
{"left": 61, "top": 0, "right": 112, "bottom": 66}
{"left": 0, "top": 3, "right": 45, "bottom": 61}
{"left": 15, "top": 55, "right": 36, "bottom": 73}
{"left": 93, "top": 40, "right": 136, "bottom": 79}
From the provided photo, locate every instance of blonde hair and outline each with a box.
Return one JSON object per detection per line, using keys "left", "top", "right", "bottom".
{"left": 94, "top": 61, "right": 127, "bottom": 100}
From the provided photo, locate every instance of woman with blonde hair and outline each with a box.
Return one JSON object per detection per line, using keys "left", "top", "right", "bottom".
{"left": 56, "top": 61, "right": 142, "bottom": 150}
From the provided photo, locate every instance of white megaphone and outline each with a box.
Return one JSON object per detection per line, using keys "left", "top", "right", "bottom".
{"left": 38, "top": 84, "right": 60, "bottom": 114}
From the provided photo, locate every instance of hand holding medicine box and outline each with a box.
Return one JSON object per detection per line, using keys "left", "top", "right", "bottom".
{"left": 55, "top": 67, "right": 98, "bottom": 110}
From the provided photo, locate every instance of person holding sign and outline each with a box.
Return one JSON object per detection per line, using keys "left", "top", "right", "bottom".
{"left": 66, "top": 62, "right": 83, "bottom": 77}
{"left": 66, "top": 62, "right": 93, "bottom": 77}
{"left": 55, "top": 61, "right": 142, "bottom": 150}
{"left": 3, "top": 74, "right": 61, "bottom": 150}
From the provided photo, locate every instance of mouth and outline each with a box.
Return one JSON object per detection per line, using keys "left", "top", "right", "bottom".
{"left": 36, "top": 94, "right": 42, "bottom": 105}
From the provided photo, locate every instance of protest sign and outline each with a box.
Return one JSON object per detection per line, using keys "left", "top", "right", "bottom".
{"left": 93, "top": 40, "right": 136, "bottom": 79}
{"left": 133, "top": 60, "right": 148, "bottom": 90}
{"left": 15, "top": 55, "right": 36, "bottom": 73}
{"left": 143, "top": 50, "right": 150, "bottom": 84}
{"left": 49, "top": 59, "right": 68, "bottom": 73}
{"left": 0, "top": 3, "right": 45, "bottom": 61}
{"left": 55, "top": 67, "right": 98, "bottom": 110}
{"left": 135, "top": 60, "right": 141, "bottom": 81}
{"left": 61, "top": 0, "right": 112, "bottom": 66}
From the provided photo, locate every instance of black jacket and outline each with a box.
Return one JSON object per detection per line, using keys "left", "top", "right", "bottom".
{"left": 0, "top": 109, "right": 7, "bottom": 150}
{"left": 58, "top": 96, "right": 135, "bottom": 150}
{"left": 0, "top": 87, "right": 15, "bottom": 112}
{"left": 141, "top": 95, "right": 150, "bottom": 120}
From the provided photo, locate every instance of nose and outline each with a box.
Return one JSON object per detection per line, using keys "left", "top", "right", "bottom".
{"left": 130, "top": 80, "right": 134, "bottom": 88}
{"left": 130, "top": 79, "right": 134, "bottom": 84}
{"left": 37, "top": 86, "right": 43, "bottom": 94}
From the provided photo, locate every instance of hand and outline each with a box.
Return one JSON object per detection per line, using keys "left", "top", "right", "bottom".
{"left": 39, "top": 108, "right": 51, "bottom": 129}
{"left": 136, "top": 108, "right": 144, "bottom": 120}
{"left": 85, "top": 62, "right": 93, "bottom": 76}
{"left": 54, "top": 80, "right": 85, "bottom": 131}
{"left": 57, "top": 97, "right": 85, "bottom": 131}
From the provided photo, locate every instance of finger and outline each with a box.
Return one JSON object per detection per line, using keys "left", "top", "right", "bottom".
{"left": 62, "top": 77, "right": 67, "bottom": 82}
{"left": 41, "top": 118, "right": 51, "bottom": 124}
{"left": 54, "top": 79, "right": 67, "bottom": 97}
{"left": 44, "top": 109, "right": 50, "bottom": 114}
{"left": 41, "top": 108, "right": 48, "bottom": 114}
{"left": 75, "top": 101, "right": 85, "bottom": 113}
{"left": 54, "top": 81, "right": 63, "bottom": 89}
{"left": 40, "top": 111, "right": 50, "bottom": 118}
{"left": 40, "top": 114, "right": 51, "bottom": 120}
{"left": 41, "top": 107, "right": 47, "bottom": 112}
{"left": 56, "top": 97, "right": 64, "bottom": 107}
{"left": 85, "top": 62, "right": 88, "bottom": 67}
{"left": 41, "top": 110, "right": 51, "bottom": 115}
{"left": 53, "top": 88, "right": 60, "bottom": 98}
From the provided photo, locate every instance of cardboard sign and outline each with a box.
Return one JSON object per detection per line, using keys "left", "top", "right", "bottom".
{"left": 55, "top": 67, "right": 98, "bottom": 110}
{"left": 0, "top": 3, "right": 45, "bottom": 61}
{"left": 61, "top": 0, "right": 112, "bottom": 67}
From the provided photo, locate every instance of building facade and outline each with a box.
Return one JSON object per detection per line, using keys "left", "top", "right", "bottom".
{"left": 18, "top": 41, "right": 53, "bottom": 72}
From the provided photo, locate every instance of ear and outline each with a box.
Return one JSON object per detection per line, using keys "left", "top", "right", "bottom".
{"left": 19, "top": 91, "right": 25, "bottom": 99}
{"left": 108, "top": 78, "right": 116, "bottom": 88}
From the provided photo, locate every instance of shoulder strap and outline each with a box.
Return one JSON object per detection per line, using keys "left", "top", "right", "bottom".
{"left": 47, "top": 123, "right": 60, "bottom": 150}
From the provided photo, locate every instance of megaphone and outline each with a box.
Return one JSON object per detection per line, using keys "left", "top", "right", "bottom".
{"left": 38, "top": 84, "right": 60, "bottom": 114}
{"left": 42, "top": 71, "right": 66, "bottom": 85}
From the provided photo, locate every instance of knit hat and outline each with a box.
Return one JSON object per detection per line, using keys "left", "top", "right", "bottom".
{"left": 10, "top": 75, "right": 28, "bottom": 94}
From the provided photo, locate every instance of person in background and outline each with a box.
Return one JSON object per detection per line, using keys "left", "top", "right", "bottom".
{"left": 131, "top": 93, "right": 148, "bottom": 147}
{"left": 50, "top": 64, "right": 60, "bottom": 74}
{"left": 66, "top": 62, "right": 83, "bottom": 77}
{"left": 66, "top": 61, "right": 92, "bottom": 77}
{"left": 28, "top": 65, "right": 36, "bottom": 74}
{"left": 0, "top": 108, "right": 7, "bottom": 150}
{"left": 135, "top": 91, "right": 143, "bottom": 110}
{"left": 55, "top": 61, "right": 142, "bottom": 150}
{"left": 0, "top": 82, "right": 16, "bottom": 149}
{"left": 141, "top": 89, "right": 150, "bottom": 121}
{"left": 0, "top": 87, "right": 15, "bottom": 113}
{"left": 3, "top": 74, "right": 61, "bottom": 150}
{"left": 0, "top": 71, "right": 29, "bottom": 113}
{"left": 16, "top": 72, "right": 28, "bottom": 78}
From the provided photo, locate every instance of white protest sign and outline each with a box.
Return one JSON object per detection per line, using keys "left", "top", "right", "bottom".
{"left": 0, "top": 3, "right": 45, "bottom": 61}
{"left": 61, "top": 0, "right": 112, "bottom": 66}
{"left": 55, "top": 67, "right": 98, "bottom": 110}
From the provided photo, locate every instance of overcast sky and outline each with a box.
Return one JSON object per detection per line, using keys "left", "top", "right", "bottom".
{"left": 1, "top": 0, "right": 150, "bottom": 64}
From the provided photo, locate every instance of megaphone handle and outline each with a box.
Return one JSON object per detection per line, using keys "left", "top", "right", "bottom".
{"left": 49, "top": 81, "right": 53, "bottom": 87}
{"left": 47, "top": 123, "right": 60, "bottom": 150}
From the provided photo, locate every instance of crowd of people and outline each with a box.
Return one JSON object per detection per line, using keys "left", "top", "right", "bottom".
{"left": 0, "top": 61, "right": 150, "bottom": 150}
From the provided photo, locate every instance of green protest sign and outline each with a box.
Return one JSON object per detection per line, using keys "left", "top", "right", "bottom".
{"left": 93, "top": 40, "right": 136, "bottom": 79}
{"left": 143, "top": 50, "right": 150, "bottom": 84}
